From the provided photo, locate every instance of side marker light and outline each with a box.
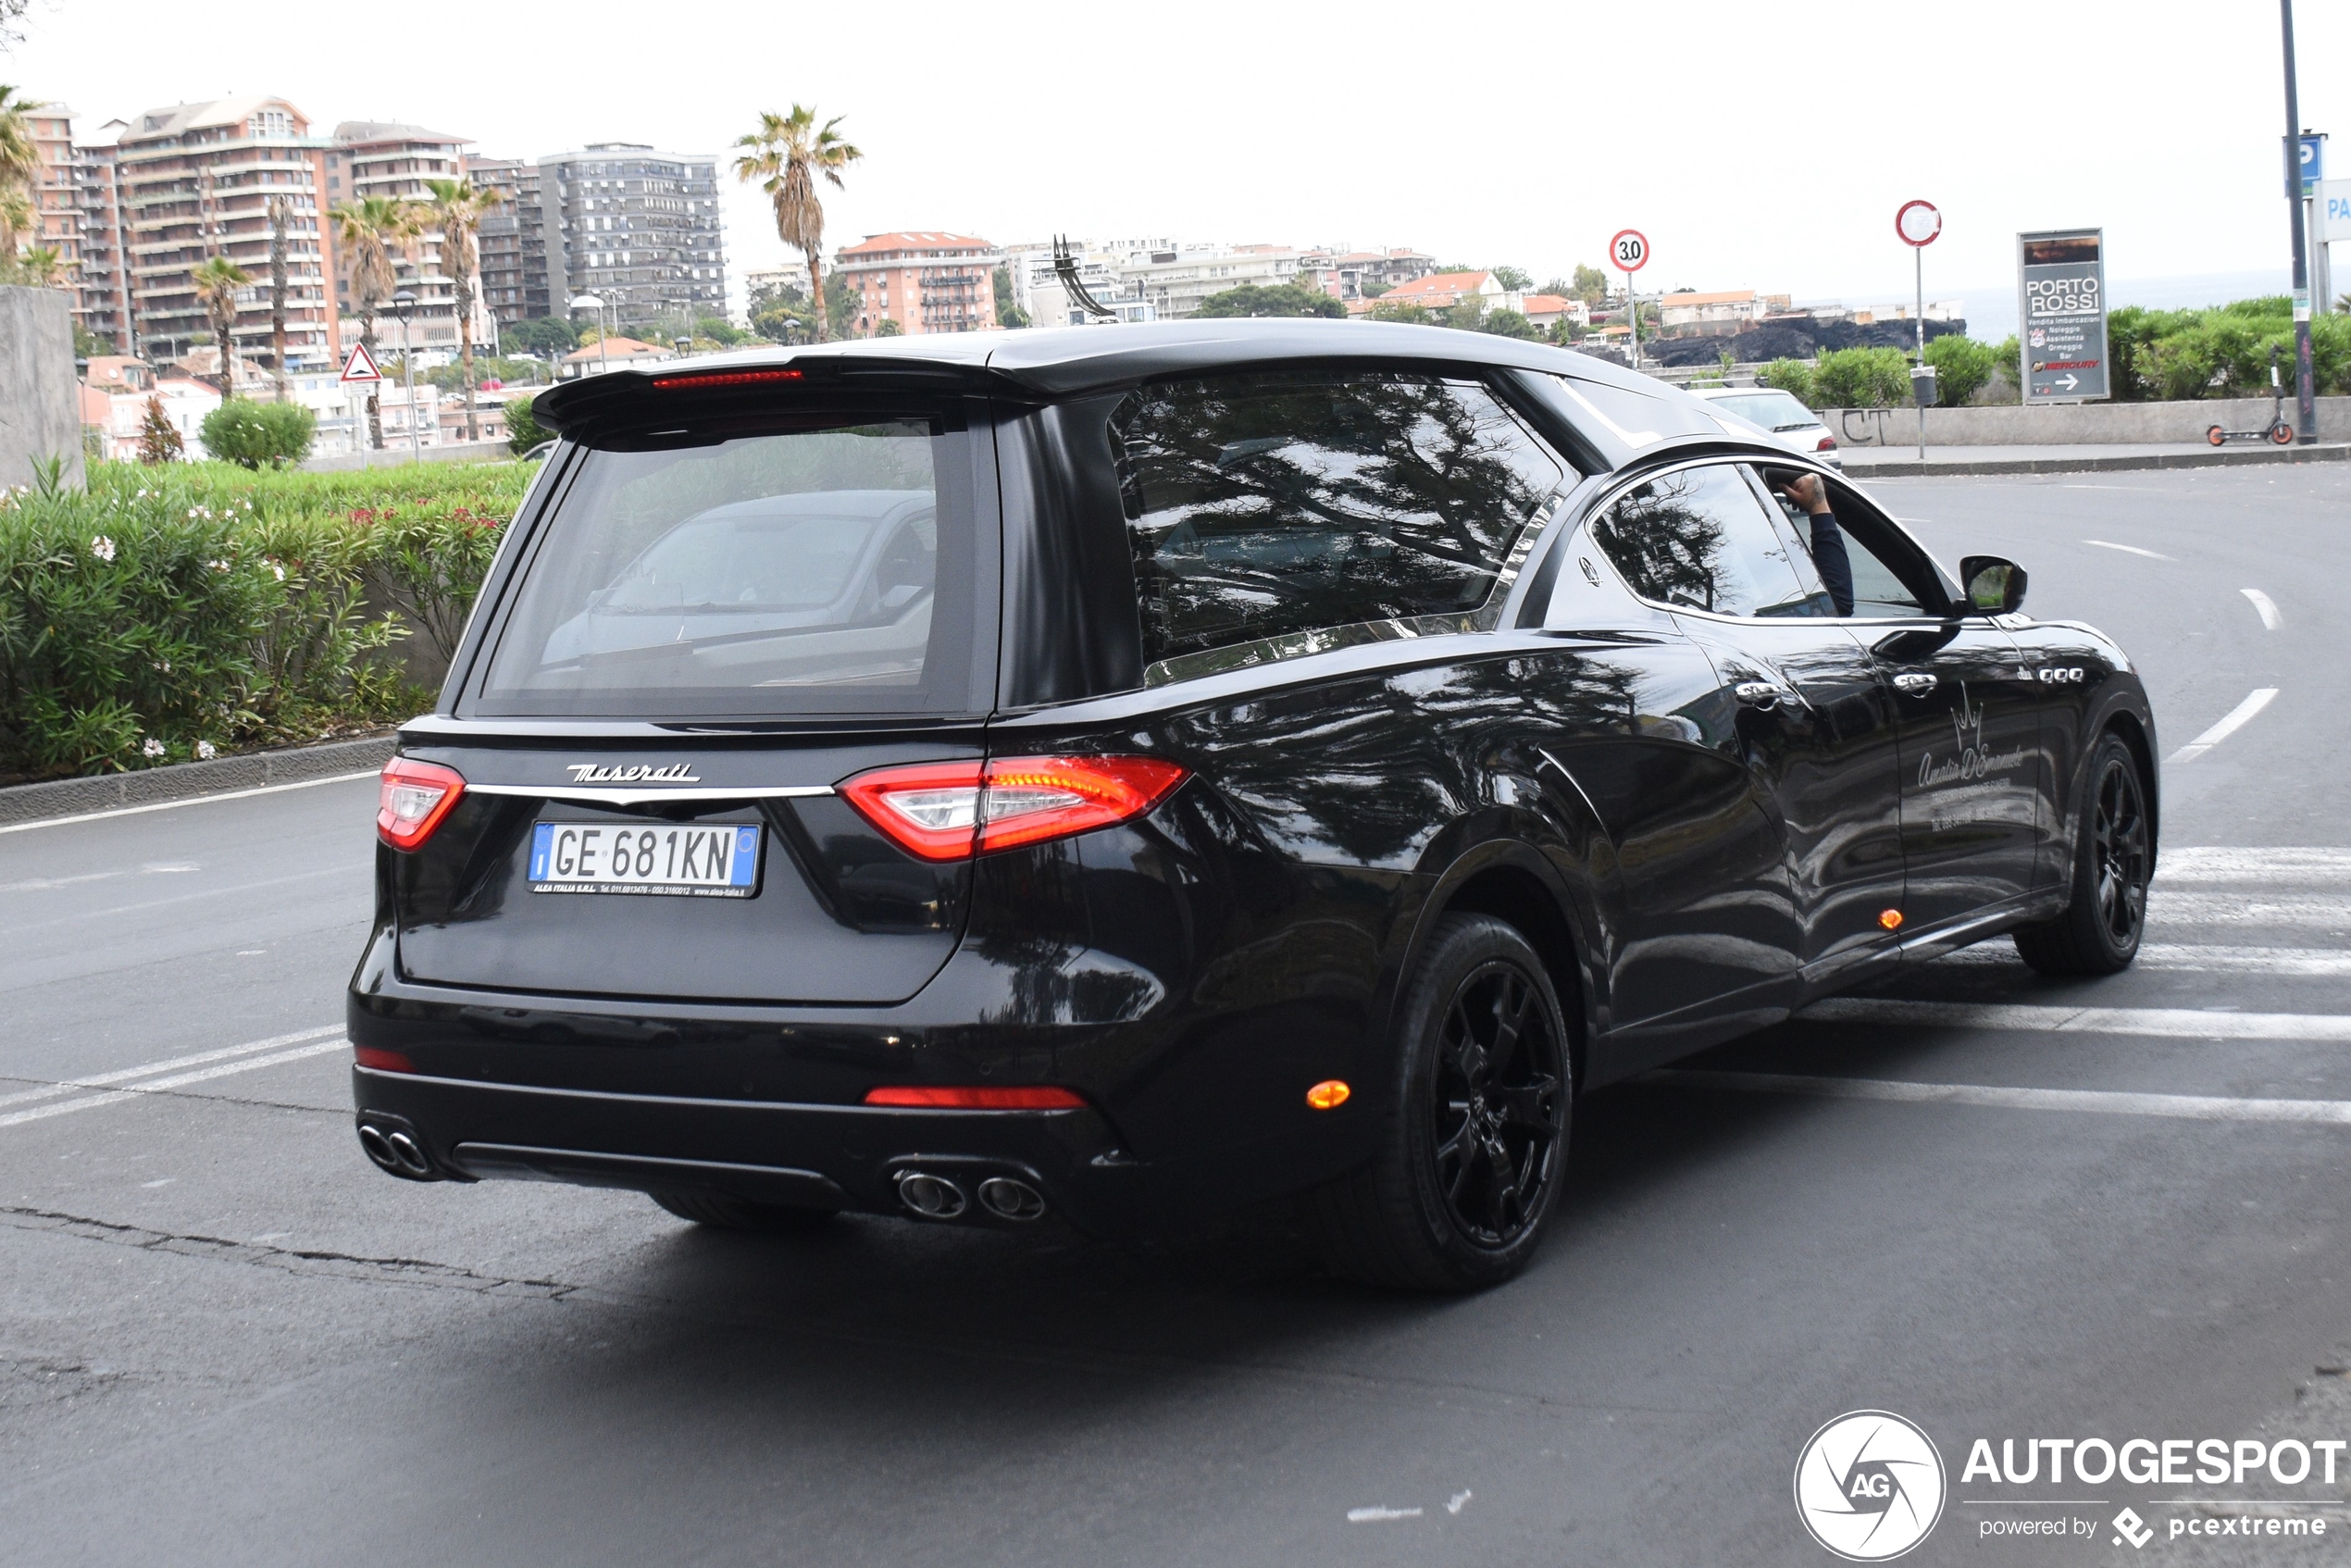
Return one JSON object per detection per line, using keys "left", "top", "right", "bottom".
{"left": 1306, "top": 1079, "right": 1351, "bottom": 1111}
{"left": 1880, "top": 909, "right": 1904, "bottom": 931}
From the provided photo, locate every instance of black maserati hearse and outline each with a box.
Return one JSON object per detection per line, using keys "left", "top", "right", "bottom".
{"left": 349, "top": 321, "right": 2156, "bottom": 1290}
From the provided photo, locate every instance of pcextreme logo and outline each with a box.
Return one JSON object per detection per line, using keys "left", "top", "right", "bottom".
{"left": 1795, "top": 1411, "right": 1948, "bottom": 1561}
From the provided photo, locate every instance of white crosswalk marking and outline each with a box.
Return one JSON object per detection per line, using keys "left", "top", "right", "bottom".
{"left": 1647, "top": 1070, "right": 2351, "bottom": 1127}
{"left": 1801, "top": 997, "right": 2351, "bottom": 1041}
{"left": 2154, "top": 847, "right": 2351, "bottom": 884}
{"left": 2147, "top": 890, "right": 2351, "bottom": 927}
{"left": 1933, "top": 943, "right": 2351, "bottom": 977}
{"left": 1695, "top": 847, "right": 2351, "bottom": 1126}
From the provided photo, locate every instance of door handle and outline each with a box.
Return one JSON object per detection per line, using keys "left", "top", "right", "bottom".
{"left": 1892, "top": 671, "right": 1939, "bottom": 695}
{"left": 1735, "top": 680, "right": 1793, "bottom": 710}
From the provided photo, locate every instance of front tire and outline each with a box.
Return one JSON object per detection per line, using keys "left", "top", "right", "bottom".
{"left": 1308, "top": 914, "right": 1572, "bottom": 1292}
{"left": 2270, "top": 420, "right": 2296, "bottom": 446}
{"left": 651, "top": 1189, "right": 840, "bottom": 1232}
{"left": 2013, "top": 732, "right": 2151, "bottom": 976}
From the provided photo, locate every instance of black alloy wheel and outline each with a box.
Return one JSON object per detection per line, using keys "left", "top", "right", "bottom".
{"left": 1310, "top": 913, "right": 1573, "bottom": 1291}
{"left": 1428, "top": 962, "right": 1564, "bottom": 1248}
{"left": 2016, "top": 732, "right": 2151, "bottom": 976}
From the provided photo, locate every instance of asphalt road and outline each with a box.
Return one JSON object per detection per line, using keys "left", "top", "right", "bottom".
{"left": 3, "top": 466, "right": 2346, "bottom": 1567}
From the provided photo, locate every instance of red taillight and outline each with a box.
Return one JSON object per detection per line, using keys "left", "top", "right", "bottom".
{"left": 376, "top": 757, "right": 466, "bottom": 851}
{"left": 1816, "top": 434, "right": 1837, "bottom": 451}
{"left": 651, "top": 368, "right": 804, "bottom": 390}
{"left": 837, "top": 754, "right": 1188, "bottom": 863}
{"left": 354, "top": 1047, "right": 414, "bottom": 1073}
{"left": 863, "top": 1085, "right": 1088, "bottom": 1109}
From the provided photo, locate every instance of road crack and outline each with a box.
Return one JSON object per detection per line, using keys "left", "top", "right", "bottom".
{"left": 0, "top": 1203, "right": 582, "bottom": 1298}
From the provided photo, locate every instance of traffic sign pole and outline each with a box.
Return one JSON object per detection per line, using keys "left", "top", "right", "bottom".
{"left": 1611, "top": 230, "right": 1649, "bottom": 372}
{"left": 1896, "top": 201, "right": 1944, "bottom": 460}
{"left": 2282, "top": 0, "right": 2317, "bottom": 443}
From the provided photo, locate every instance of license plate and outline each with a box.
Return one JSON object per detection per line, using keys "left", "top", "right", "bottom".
{"left": 529, "top": 822, "right": 761, "bottom": 898}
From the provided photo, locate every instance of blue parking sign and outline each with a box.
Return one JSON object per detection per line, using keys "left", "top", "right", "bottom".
{"left": 2301, "top": 133, "right": 2325, "bottom": 195}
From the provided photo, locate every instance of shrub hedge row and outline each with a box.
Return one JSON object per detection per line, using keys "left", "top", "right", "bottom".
{"left": 0, "top": 459, "right": 533, "bottom": 781}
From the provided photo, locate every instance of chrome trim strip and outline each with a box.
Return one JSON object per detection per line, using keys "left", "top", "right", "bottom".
{"left": 467, "top": 784, "right": 836, "bottom": 807}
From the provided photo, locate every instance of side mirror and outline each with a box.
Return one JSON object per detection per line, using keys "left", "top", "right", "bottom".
{"left": 1958, "top": 554, "right": 2027, "bottom": 616}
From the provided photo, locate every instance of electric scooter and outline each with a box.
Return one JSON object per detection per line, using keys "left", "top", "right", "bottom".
{"left": 2207, "top": 350, "right": 2295, "bottom": 446}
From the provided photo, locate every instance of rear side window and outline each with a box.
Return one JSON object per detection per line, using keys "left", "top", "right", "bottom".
{"left": 1113, "top": 371, "right": 1562, "bottom": 678}
{"left": 471, "top": 412, "right": 989, "bottom": 717}
{"left": 1592, "top": 463, "right": 1811, "bottom": 617}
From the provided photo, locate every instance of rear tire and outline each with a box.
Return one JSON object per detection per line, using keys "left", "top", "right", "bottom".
{"left": 1308, "top": 914, "right": 1572, "bottom": 1292}
{"left": 2206, "top": 425, "right": 2227, "bottom": 447}
{"left": 2013, "top": 732, "right": 2151, "bottom": 976}
{"left": 651, "top": 1189, "right": 840, "bottom": 1232}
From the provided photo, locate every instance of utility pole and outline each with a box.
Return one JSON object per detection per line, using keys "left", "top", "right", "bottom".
{"left": 268, "top": 194, "right": 291, "bottom": 404}
{"left": 2283, "top": 0, "right": 2318, "bottom": 443}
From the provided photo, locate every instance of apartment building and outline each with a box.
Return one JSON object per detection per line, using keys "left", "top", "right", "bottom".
{"left": 835, "top": 231, "right": 998, "bottom": 336}
{"left": 469, "top": 156, "right": 548, "bottom": 325}
{"left": 71, "top": 126, "right": 137, "bottom": 353}
{"left": 537, "top": 144, "right": 727, "bottom": 334}
{"left": 327, "top": 122, "right": 491, "bottom": 362}
{"left": 1299, "top": 247, "right": 1436, "bottom": 300}
{"left": 112, "top": 96, "right": 340, "bottom": 374}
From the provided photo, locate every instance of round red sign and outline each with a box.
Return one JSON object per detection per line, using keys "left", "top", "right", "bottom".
{"left": 1896, "top": 200, "right": 1942, "bottom": 247}
{"left": 1610, "top": 230, "right": 1649, "bottom": 272}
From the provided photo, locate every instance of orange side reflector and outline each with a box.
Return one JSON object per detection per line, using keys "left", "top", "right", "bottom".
{"left": 1879, "top": 908, "right": 1905, "bottom": 931}
{"left": 1306, "top": 1079, "right": 1351, "bottom": 1111}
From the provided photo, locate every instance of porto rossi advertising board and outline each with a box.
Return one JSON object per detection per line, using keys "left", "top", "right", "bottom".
{"left": 2016, "top": 228, "right": 2108, "bottom": 403}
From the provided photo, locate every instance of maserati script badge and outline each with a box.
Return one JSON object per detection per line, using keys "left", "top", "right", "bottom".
{"left": 565, "top": 763, "right": 703, "bottom": 784}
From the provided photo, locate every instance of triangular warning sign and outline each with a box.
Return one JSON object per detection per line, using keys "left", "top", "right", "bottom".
{"left": 339, "top": 342, "right": 382, "bottom": 383}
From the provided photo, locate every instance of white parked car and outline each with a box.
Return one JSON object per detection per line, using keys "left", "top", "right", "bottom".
{"left": 1690, "top": 386, "right": 1842, "bottom": 468}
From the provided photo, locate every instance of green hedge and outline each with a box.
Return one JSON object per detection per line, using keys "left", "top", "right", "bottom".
{"left": 1, "top": 460, "right": 532, "bottom": 781}
{"left": 2108, "top": 299, "right": 2351, "bottom": 401}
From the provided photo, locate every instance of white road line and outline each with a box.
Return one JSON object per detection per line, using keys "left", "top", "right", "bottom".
{"left": 2156, "top": 848, "right": 2351, "bottom": 883}
{"left": 1648, "top": 1069, "right": 2351, "bottom": 1127}
{"left": 2241, "top": 588, "right": 2283, "bottom": 630}
{"left": 0, "top": 863, "right": 369, "bottom": 937}
{"left": 2148, "top": 890, "right": 2351, "bottom": 927}
{"left": 2168, "top": 688, "right": 2279, "bottom": 764}
{"left": 1932, "top": 943, "right": 2351, "bottom": 977}
{"left": 1800, "top": 997, "right": 2351, "bottom": 1041}
{"left": 0, "top": 768, "right": 380, "bottom": 836}
{"left": 0, "top": 1024, "right": 342, "bottom": 1112}
{"left": 2084, "top": 539, "right": 2175, "bottom": 560}
{"left": 0, "top": 1039, "right": 350, "bottom": 1128}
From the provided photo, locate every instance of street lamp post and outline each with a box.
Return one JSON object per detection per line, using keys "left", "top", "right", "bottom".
{"left": 570, "top": 293, "right": 610, "bottom": 377}
{"left": 392, "top": 289, "right": 422, "bottom": 463}
{"left": 2281, "top": 0, "right": 2318, "bottom": 443}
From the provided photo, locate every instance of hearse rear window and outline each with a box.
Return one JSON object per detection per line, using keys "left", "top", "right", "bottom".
{"left": 472, "top": 415, "right": 988, "bottom": 718}
{"left": 1113, "top": 371, "right": 1562, "bottom": 672}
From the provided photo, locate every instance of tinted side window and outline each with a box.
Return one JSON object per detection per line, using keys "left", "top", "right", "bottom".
{"left": 1113, "top": 372, "right": 1562, "bottom": 667}
{"left": 1592, "top": 463, "right": 1811, "bottom": 617}
{"left": 1760, "top": 477, "right": 1938, "bottom": 617}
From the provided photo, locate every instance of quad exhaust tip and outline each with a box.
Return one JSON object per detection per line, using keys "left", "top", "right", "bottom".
{"left": 896, "top": 1171, "right": 967, "bottom": 1219}
{"left": 357, "top": 1121, "right": 435, "bottom": 1179}
{"left": 976, "top": 1176, "right": 1046, "bottom": 1222}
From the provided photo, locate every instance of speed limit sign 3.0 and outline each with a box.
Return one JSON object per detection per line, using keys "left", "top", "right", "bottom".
{"left": 1611, "top": 229, "right": 1649, "bottom": 271}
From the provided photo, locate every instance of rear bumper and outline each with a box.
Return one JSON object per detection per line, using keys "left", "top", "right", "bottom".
{"left": 353, "top": 1065, "right": 1150, "bottom": 1234}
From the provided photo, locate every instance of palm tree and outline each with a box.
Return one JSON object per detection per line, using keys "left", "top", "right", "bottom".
{"left": 422, "top": 177, "right": 504, "bottom": 442}
{"left": 267, "top": 194, "right": 292, "bottom": 403}
{"left": 13, "top": 243, "right": 62, "bottom": 285}
{"left": 0, "top": 85, "right": 43, "bottom": 258}
{"left": 330, "top": 194, "right": 421, "bottom": 449}
{"left": 733, "top": 106, "right": 861, "bottom": 342}
{"left": 191, "top": 255, "right": 251, "bottom": 396}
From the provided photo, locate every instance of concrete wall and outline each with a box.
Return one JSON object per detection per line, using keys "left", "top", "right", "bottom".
{"left": 300, "top": 438, "right": 515, "bottom": 473}
{"left": 0, "top": 285, "right": 85, "bottom": 490}
{"left": 1822, "top": 396, "right": 2351, "bottom": 447}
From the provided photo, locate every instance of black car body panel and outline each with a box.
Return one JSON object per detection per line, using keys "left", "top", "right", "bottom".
{"left": 351, "top": 321, "right": 2157, "bottom": 1237}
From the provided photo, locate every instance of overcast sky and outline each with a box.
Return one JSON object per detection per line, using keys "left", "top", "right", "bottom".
{"left": 15, "top": 0, "right": 2346, "bottom": 323}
